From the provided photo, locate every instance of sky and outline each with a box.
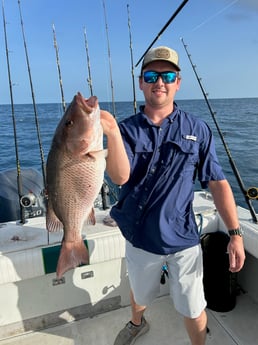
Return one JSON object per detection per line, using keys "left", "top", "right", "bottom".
{"left": 0, "top": 0, "right": 257, "bottom": 104}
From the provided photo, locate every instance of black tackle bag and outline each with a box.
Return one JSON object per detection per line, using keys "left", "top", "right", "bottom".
{"left": 201, "top": 231, "right": 237, "bottom": 312}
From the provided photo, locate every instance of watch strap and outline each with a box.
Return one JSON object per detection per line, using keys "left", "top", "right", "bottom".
{"left": 228, "top": 228, "right": 243, "bottom": 236}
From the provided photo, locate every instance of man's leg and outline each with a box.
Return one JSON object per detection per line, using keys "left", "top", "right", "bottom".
{"left": 113, "top": 290, "right": 149, "bottom": 345}
{"left": 184, "top": 309, "right": 207, "bottom": 345}
{"left": 113, "top": 242, "right": 162, "bottom": 344}
{"left": 167, "top": 245, "right": 207, "bottom": 345}
{"left": 130, "top": 289, "right": 146, "bottom": 325}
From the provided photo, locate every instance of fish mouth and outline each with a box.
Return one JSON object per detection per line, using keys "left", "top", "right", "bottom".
{"left": 75, "top": 92, "right": 98, "bottom": 113}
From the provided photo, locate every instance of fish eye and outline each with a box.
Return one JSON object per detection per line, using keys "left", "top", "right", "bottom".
{"left": 65, "top": 120, "right": 74, "bottom": 126}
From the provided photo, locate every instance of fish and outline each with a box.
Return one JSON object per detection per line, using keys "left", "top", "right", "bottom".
{"left": 46, "top": 92, "right": 106, "bottom": 279}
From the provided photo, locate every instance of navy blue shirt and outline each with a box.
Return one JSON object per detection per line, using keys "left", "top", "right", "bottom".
{"left": 110, "top": 103, "right": 225, "bottom": 255}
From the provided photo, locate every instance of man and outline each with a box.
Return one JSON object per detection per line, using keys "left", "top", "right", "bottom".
{"left": 102, "top": 46, "right": 245, "bottom": 345}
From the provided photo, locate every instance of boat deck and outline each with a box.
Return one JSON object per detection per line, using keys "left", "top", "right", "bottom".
{"left": 1, "top": 191, "right": 258, "bottom": 344}
{"left": 0, "top": 292, "right": 257, "bottom": 345}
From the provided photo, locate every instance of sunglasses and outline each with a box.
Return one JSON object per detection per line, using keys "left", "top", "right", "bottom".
{"left": 143, "top": 71, "right": 178, "bottom": 84}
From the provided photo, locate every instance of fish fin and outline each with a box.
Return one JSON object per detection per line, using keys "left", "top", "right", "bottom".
{"left": 88, "top": 149, "right": 107, "bottom": 159}
{"left": 56, "top": 239, "right": 89, "bottom": 279}
{"left": 86, "top": 208, "right": 96, "bottom": 225}
{"left": 46, "top": 207, "right": 63, "bottom": 232}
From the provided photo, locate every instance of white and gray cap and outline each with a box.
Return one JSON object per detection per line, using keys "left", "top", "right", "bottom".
{"left": 141, "top": 46, "right": 180, "bottom": 72}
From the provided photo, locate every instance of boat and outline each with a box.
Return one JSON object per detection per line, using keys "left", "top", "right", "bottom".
{"left": 1, "top": 2, "right": 258, "bottom": 344}
{"left": 0, "top": 175, "right": 258, "bottom": 344}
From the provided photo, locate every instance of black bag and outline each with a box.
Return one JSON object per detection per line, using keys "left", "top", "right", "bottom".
{"left": 201, "top": 231, "right": 237, "bottom": 312}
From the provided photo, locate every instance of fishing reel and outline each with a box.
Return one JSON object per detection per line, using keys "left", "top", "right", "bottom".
{"left": 20, "top": 191, "right": 46, "bottom": 219}
{"left": 20, "top": 192, "right": 36, "bottom": 207}
{"left": 246, "top": 187, "right": 258, "bottom": 200}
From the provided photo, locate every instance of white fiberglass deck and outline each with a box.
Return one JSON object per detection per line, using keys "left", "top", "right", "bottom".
{"left": 1, "top": 191, "right": 258, "bottom": 344}
{"left": 0, "top": 293, "right": 258, "bottom": 345}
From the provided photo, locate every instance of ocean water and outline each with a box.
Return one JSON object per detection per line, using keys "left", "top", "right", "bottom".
{"left": 0, "top": 97, "right": 258, "bottom": 213}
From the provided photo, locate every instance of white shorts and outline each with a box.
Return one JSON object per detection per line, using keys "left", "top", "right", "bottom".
{"left": 126, "top": 241, "right": 207, "bottom": 318}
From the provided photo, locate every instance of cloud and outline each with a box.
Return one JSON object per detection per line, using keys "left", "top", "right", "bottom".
{"left": 238, "top": 0, "right": 258, "bottom": 11}
{"left": 221, "top": 0, "right": 258, "bottom": 22}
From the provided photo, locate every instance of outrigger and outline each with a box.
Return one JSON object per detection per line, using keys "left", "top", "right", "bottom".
{"left": 1, "top": 1, "right": 258, "bottom": 344}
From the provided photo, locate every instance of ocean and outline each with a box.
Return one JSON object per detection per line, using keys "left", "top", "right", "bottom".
{"left": 0, "top": 97, "right": 258, "bottom": 213}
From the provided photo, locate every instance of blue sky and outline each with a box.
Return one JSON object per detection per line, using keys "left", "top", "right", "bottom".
{"left": 0, "top": 0, "right": 257, "bottom": 104}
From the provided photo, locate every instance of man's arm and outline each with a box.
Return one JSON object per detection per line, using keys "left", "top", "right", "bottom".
{"left": 208, "top": 179, "right": 245, "bottom": 272}
{"left": 100, "top": 110, "right": 130, "bottom": 185}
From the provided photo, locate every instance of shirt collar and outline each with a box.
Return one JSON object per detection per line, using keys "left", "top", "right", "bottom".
{"left": 139, "top": 102, "right": 179, "bottom": 125}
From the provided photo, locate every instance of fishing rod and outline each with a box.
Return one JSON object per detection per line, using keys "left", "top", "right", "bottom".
{"left": 127, "top": 4, "right": 137, "bottom": 114}
{"left": 83, "top": 26, "right": 109, "bottom": 210}
{"left": 2, "top": 0, "right": 25, "bottom": 223}
{"left": 181, "top": 37, "right": 258, "bottom": 223}
{"left": 135, "top": 0, "right": 189, "bottom": 67}
{"left": 17, "top": 0, "right": 46, "bottom": 190}
{"left": 52, "top": 23, "right": 66, "bottom": 113}
{"left": 83, "top": 27, "right": 93, "bottom": 96}
{"left": 102, "top": 0, "right": 116, "bottom": 117}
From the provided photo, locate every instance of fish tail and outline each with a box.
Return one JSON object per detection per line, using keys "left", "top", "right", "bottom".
{"left": 56, "top": 239, "right": 89, "bottom": 278}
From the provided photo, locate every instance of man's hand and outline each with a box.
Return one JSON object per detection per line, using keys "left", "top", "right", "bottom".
{"left": 100, "top": 109, "right": 130, "bottom": 185}
{"left": 227, "top": 236, "right": 245, "bottom": 272}
{"left": 100, "top": 110, "right": 118, "bottom": 136}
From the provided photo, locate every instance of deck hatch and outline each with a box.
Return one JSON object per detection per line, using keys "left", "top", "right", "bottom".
{"left": 41, "top": 240, "right": 89, "bottom": 274}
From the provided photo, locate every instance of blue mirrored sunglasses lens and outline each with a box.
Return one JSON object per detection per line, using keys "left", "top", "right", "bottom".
{"left": 143, "top": 71, "right": 177, "bottom": 83}
{"left": 143, "top": 71, "right": 158, "bottom": 83}
{"left": 162, "top": 72, "right": 177, "bottom": 83}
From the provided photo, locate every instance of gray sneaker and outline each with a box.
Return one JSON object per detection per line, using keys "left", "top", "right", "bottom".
{"left": 114, "top": 317, "right": 150, "bottom": 345}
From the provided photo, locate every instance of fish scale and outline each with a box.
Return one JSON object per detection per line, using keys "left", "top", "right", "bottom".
{"left": 53, "top": 153, "right": 106, "bottom": 238}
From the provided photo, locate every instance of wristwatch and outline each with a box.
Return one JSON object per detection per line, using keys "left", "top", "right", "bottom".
{"left": 228, "top": 227, "right": 243, "bottom": 237}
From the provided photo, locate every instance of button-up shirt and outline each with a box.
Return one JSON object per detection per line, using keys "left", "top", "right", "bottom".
{"left": 110, "top": 103, "right": 225, "bottom": 254}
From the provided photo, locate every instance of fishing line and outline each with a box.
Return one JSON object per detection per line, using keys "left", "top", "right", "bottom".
{"left": 181, "top": 37, "right": 257, "bottom": 223}
{"left": 135, "top": 0, "right": 189, "bottom": 68}
{"left": 18, "top": 0, "right": 47, "bottom": 190}
{"left": 2, "top": 0, "right": 25, "bottom": 223}
{"left": 127, "top": 4, "right": 137, "bottom": 114}
{"left": 52, "top": 23, "right": 66, "bottom": 113}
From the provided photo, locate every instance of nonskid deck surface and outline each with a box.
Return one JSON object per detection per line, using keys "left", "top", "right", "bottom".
{"left": 0, "top": 294, "right": 257, "bottom": 345}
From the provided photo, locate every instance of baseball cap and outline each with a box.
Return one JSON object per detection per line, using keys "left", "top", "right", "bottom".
{"left": 141, "top": 46, "right": 180, "bottom": 72}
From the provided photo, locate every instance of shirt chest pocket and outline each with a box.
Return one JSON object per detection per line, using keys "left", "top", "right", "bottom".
{"left": 178, "top": 139, "right": 199, "bottom": 158}
{"left": 131, "top": 141, "right": 154, "bottom": 179}
{"left": 134, "top": 141, "right": 154, "bottom": 160}
{"left": 163, "top": 138, "right": 199, "bottom": 171}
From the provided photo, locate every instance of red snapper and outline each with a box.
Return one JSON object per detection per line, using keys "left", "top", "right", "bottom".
{"left": 46, "top": 92, "right": 106, "bottom": 278}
